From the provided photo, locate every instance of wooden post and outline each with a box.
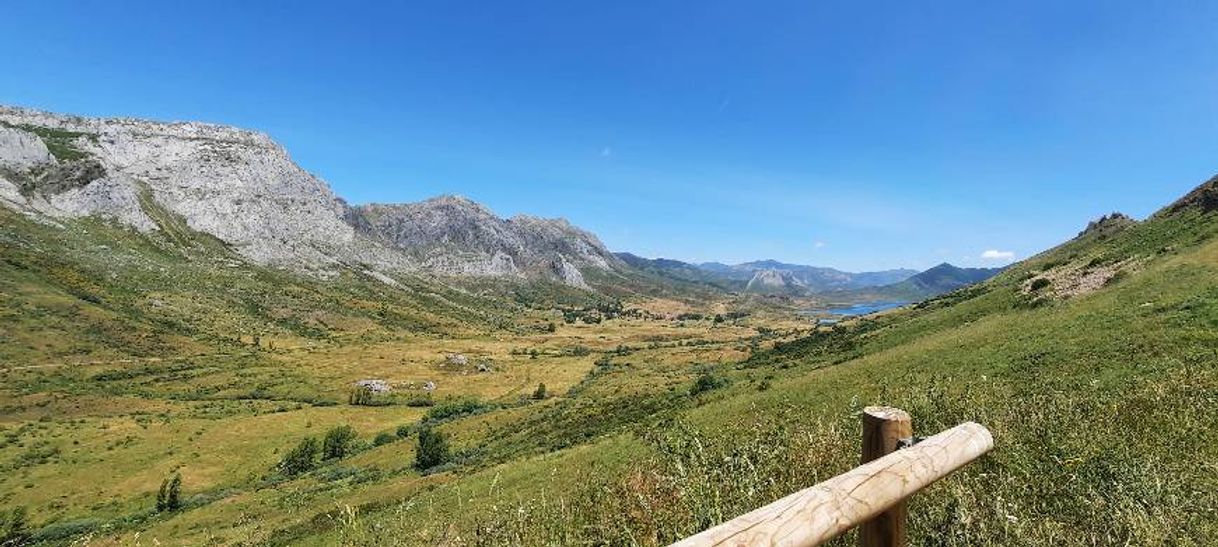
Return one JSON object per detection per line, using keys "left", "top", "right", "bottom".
{"left": 859, "top": 407, "right": 913, "bottom": 547}
{"left": 669, "top": 421, "right": 993, "bottom": 547}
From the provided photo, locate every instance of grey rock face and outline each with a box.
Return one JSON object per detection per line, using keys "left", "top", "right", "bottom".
{"left": 0, "top": 105, "right": 617, "bottom": 288}
{"left": 0, "top": 126, "right": 53, "bottom": 169}
{"left": 0, "top": 106, "right": 408, "bottom": 271}
{"left": 348, "top": 195, "right": 624, "bottom": 286}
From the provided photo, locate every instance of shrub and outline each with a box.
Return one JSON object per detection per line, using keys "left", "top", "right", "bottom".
{"left": 322, "top": 425, "right": 358, "bottom": 460}
{"left": 348, "top": 386, "right": 382, "bottom": 406}
{"left": 0, "top": 506, "right": 28, "bottom": 545}
{"left": 404, "top": 393, "right": 435, "bottom": 407}
{"left": 1030, "top": 277, "right": 1052, "bottom": 291}
{"left": 689, "top": 373, "right": 726, "bottom": 396}
{"left": 28, "top": 517, "right": 103, "bottom": 543}
{"left": 395, "top": 424, "right": 413, "bottom": 438}
{"left": 532, "top": 383, "right": 547, "bottom": 400}
{"left": 424, "top": 399, "right": 491, "bottom": 423}
{"left": 373, "top": 432, "right": 395, "bottom": 447}
{"left": 415, "top": 426, "right": 450, "bottom": 470}
{"left": 155, "top": 472, "right": 182, "bottom": 512}
{"left": 279, "top": 437, "right": 319, "bottom": 476}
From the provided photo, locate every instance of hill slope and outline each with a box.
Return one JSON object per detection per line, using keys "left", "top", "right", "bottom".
{"left": 282, "top": 173, "right": 1218, "bottom": 545}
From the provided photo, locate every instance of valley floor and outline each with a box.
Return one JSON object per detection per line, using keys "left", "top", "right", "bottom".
{"left": 0, "top": 302, "right": 806, "bottom": 545}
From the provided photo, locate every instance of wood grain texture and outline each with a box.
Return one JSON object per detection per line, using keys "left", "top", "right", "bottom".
{"left": 859, "top": 407, "right": 913, "bottom": 547}
{"left": 670, "top": 422, "right": 994, "bottom": 547}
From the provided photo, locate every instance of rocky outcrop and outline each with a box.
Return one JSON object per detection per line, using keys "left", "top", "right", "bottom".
{"left": 0, "top": 126, "right": 53, "bottom": 169}
{"left": 1078, "top": 212, "right": 1137, "bottom": 238}
{"left": 348, "top": 196, "right": 623, "bottom": 285}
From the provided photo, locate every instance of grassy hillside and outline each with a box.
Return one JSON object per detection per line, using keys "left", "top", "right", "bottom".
{"left": 300, "top": 183, "right": 1218, "bottom": 545}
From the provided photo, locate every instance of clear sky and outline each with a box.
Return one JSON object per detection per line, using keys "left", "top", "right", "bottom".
{"left": 4, "top": 1, "right": 1218, "bottom": 271}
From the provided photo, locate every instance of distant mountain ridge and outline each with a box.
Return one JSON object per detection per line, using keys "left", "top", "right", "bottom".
{"left": 891, "top": 263, "right": 1005, "bottom": 297}
{"left": 615, "top": 253, "right": 917, "bottom": 295}
{"left": 816, "top": 262, "right": 1004, "bottom": 303}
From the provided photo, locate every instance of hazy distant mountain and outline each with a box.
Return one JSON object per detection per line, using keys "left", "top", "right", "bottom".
{"left": 827, "top": 262, "right": 1003, "bottom": 302}
{"left": 895, "top": 263, "right": 1005, "bottom": 296}
{"left": 614, "top": 254, "right": 917, "bottom": 295}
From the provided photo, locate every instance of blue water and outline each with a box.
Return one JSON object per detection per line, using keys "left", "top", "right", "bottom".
{"left": 819, "top": 301, "right": 909, "bottom": 317}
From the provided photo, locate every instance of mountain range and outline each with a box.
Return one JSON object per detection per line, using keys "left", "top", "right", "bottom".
{"left": 616, "top": 253, "right": 922, "bottom": 295}
{"left": 0, "top": 105, "right": 990, "bottom": 300}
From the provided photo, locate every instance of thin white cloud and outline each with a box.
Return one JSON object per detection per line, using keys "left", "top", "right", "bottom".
{"left": 981, "top": 249, "right": 1015, "bottom": 260}
{"left": 813, "top": 240, "right": 826, "bottom": 249}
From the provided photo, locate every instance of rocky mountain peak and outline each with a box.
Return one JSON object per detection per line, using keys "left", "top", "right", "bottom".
{"left": 1078, "top": 212, "right": 1137, "bottom": 238}
{"left": 348, "top": 196, "right": 622, "bottom": 283}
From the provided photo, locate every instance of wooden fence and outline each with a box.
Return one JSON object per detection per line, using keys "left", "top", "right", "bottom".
{"left": 671, "top": 406, "right": 993, "bottom": 547}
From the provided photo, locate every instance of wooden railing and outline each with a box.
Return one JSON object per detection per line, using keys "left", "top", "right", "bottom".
{"left": 671, "top": 407, "right": 994, "bottom": 547}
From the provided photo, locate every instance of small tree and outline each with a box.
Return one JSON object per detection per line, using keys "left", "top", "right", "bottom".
{"left": 348, "top": 386, "right": 375, "bottom": 406}
{"left": 279, "top": 437, "right": 319, "bottom": 476}
{"left": 322, "top": 425, "right": 358, "bottom": 460}
{"left": 166, "top": 473, "right": 182, "bottom": 511}
{"left": 156, "top": 472, "right": 182, "bottom": 512}
{"left": 415, "top": 426, "right": 449, "bottom": 471}
{"left": 532, "top": 383, "right": 547, "bottom": 400}
{"left": 156, "top": 477, "right": 169, "bottom": 512}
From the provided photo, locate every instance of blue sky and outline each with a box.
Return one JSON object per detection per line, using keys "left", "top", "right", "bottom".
{"left": 4, "top": 1, "right": 1218, "bottom": 271}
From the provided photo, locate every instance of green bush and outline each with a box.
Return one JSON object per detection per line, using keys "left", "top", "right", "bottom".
{"left": 322, "top": 425, "right": 358, "bottom": 460}
{"left": 279, "top": 437, "right": 319, "bottom": 476}
{"left": 373, "top": 432, "right": 395, "bottom": 447}
{"left": 689, "top": 373, "right": 726, "bottom": 396}
{"left": 415, "top": 426, "right": 450, "bottom": 471}
{"left": 532, "top": 383, "right": 547, "bottom": 400}
{"left": 29, "top": 517, "right": 103, "bottom": 543}
{"left": 424, "top": 399, "right": 491, "bottom": 423}
{"left": 0, "top": 506, "right": 28, "bottom": 545}
{"left": 395, "top": 424, "right": 413, "bottom": 438}
{"left": 1030, "top": 277, "right": 1052, "bottom": 291}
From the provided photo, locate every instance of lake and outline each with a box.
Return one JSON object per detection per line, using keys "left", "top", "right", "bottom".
{"left": 816, "top": 301, "right": 910, "bottom": 317}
